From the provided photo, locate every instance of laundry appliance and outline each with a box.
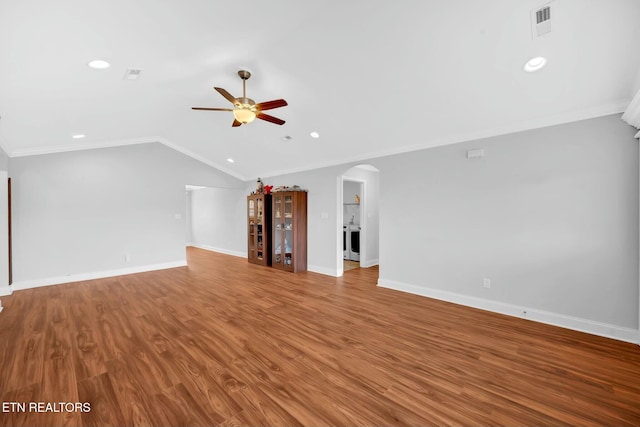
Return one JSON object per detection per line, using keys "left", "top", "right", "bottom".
{"left": 343, "top": 224, "right": 360, "bottom": 261}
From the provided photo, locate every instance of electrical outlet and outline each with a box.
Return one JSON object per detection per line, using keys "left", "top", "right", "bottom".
{"left": 124, "top": 254, "right": 131, "bottom": 263}
{"left": 483, "top": 278, "right": 491, "bottom": 288}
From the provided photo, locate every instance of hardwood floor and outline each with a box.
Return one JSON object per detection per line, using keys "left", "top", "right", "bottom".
{"left": 1, "top": 246, "right": 640, "bottom": 426}
{"left": 343, "top": 260, "right": 359, "bottom": 271}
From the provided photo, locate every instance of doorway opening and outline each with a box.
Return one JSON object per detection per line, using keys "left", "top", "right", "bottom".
{"left": 337, "top": 164, "right": 380, "bottom": 277}
{"left": 184, "top": 185, "right": 247, "bottom": 259}
{"left": 343, "top": 179, "right": 363, "bottom": 271}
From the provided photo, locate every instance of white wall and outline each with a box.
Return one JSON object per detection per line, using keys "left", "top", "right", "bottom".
{"left": 0, "top": 171, "right": 9, "bottom": 297}
{"left": 9, "top": 143, "right": 243, "bottom": 287}
{"left": 187, "top": 187, "right": 246, "bottom": 257}
{"left": 263, "top": 114, "right": 638, "bottom": 341}
{"left": 375, "top": 114, "right": 638, "bottom": 333}
{"left": 0, "top": 148, "right": 9, "bottom": 171}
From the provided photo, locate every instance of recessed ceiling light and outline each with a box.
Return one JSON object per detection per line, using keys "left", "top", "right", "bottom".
{"left": 87, "top": 60, "right": 111, "bottom": 69}
{"left": 226, "top": 158, "right": 235, "bottom": 163}
{"left": 72, "top": 134, "right": 86, "bottom": 139}
{"left": 281, "top": 136, "right": 293, "bottom": 142}
{"left": 524, "top": 56, "right": 547, "bottom": 73}
{"left": 310, "top": 131, "right": 320, "bottom": 138}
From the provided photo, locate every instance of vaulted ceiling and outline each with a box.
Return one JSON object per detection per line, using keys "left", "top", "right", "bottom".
{"left": 1, "top": 0, "right": 639, "bottom": 180}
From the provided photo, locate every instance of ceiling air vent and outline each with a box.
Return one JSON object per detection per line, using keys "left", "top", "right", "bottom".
{"left": 123, "top": 68, "right": 143, "bottom": 81}
{"left": 531, "top": 2, "right": 553, "bottom": 38}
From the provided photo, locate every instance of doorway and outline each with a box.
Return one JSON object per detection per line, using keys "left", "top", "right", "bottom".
{"left": 337, "top": 164, "right": 380, "bottom": 277}
{"left": 343, "top": 179, "right": 363, "bottom": 271}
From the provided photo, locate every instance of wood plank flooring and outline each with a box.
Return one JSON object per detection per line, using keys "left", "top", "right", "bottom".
{"left": 1, "top": 246, "right": 640, "bottom": 426}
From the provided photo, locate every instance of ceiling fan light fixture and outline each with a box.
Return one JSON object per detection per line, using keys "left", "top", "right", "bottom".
{"left": 233, "top": 107, "right": 256, "bottom": 124}
{"left": 192, "top": 71, "right": 286, "bottom": 127}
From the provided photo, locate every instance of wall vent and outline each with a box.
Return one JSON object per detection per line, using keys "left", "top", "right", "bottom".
{"left": 531, "top": 2, "right": 553, "bottom": 38}
{"left": 123, "top": 68, "right": 143, "bottom": 81}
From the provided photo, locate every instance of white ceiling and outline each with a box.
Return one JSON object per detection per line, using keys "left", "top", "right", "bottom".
{"left": 1, "top": 0, "right": 639, "bottom": 180}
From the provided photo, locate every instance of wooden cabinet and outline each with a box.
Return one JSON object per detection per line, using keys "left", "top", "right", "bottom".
{"left": 247, "top": 194, "right": 271, "bottom": 266}
{"left": 272, "top": 191, "right": 307, "bottom": 272}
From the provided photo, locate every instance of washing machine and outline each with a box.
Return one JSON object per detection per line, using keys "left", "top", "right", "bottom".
{"left": 343, "top": 226, "right": 348, "bottom": 259}
{"left": 343, "top": 224, "right": 360, "bottom": 261}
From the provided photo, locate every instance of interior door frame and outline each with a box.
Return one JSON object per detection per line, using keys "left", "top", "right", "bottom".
{"left": 8, "top": 177, "right": 12, "bottom": 285}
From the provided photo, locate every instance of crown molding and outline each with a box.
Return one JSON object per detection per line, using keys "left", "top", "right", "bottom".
{"left": 4, "top": 136, "right": 248, "bottom": 181}
{"left": 258, "top": 100, "right": 631, "bottom": 178}
{"left": 1, "top": 100, "right": 629, "bottom": 181}
{"left": 8, "top": 136, "right": 159, "bottom": 158}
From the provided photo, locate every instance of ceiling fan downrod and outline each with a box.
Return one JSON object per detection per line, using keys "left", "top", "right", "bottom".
{"left": 238, "top": 69, "right": 251, "bottom": 99}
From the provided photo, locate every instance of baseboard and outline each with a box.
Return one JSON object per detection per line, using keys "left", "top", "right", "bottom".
{"left": 188, "top": 244, "right": 246, "bottom": 258}
{"left": 10, "top": 260, "right": 188, "bottom": 292}
{"left": 360, "top": 258, "right": 379, "bottom": 268}
{"left": 0, "top": 286, "right": 12, "bottom": 296}
{"left": 377, "top": 278, "right": 639, "bottom": 344}
{"left": 308, "top": 265, "right": 339, "bottom": 277}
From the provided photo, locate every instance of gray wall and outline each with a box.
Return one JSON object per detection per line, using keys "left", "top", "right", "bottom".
{"left": 374, "top": 114, "right": 638, "bottom": 329}
{"left": 262, "top": 114, "right": 638, "bottom": 331}
{"left": 10, "top": 143, "right": 243, "bottom": 283}
{"left": 187, "top": 187, "right": 246, "bottom": 256}
{"left": 0, "top": 147, "right": 9, "bottom": 171}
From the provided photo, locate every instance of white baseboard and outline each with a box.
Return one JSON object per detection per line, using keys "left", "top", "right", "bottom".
{"left": 360, "top": 258, "right": 379, "bottom": 268}
{"left": 0, "top": 286, "right": 12, "bottom": 296}
{"left": 377, "top": 278, "right": 639, "bottom": 344}
{"left": 188, "top": 244, "right": 246, "bottom": 258}
{"left": 308, "top": 265, "right": 339, "bottom": 277}
{"left": 10, "top": 260, "right": 188, "bottom": 292}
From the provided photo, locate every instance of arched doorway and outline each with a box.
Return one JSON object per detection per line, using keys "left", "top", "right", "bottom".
{"left": 336, "top": 164, "right": 380, "bottom": 276}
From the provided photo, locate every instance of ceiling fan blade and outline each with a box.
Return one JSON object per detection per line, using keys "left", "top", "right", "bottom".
{"left": 255, "top": 99, "right": 288, "bottom": 111}
{"left": 257, "top": 112, "right": 285, "bottom": 125}
{"left": 232, "top": 119, "right": 242, "bottom": 127}
{"left": 192, "top": 107, "right": 233, "bottom": 111}
{"left": 214, "top": 87, "right": 237, "bottom": 104}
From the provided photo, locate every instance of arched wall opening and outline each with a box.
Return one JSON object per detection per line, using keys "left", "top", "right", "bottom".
{"left": 336, "top": 164, "right": 380, "bottom": 277}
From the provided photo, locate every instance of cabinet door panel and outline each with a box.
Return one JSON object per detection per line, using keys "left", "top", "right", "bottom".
{"left": 271, "top": 191, "right": 306, "bottom": 272}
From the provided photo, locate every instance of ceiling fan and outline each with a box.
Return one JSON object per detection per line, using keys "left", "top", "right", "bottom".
{"left": 192, "top": 69, "right": 288, "bottom": 127}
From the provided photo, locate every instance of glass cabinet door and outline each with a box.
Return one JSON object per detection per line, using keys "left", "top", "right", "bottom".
{"left": 284, "top": 195, "right": 293, "bottom": 266}
{"left": 273, "top": 195, "right": 282, "bottom": 266}
{"left": 248, "top": 194, "right": 272, "bottom": 266}
{"left": 256, "top": 198, "right": 263, "bottom": 260}
{"left": 248, "top": 199, "right": 255, "bottom": 224}
{"left": 248, "top": 199, "right": 255, "bottom": 259}
{"left": 269, "top": 191, "right": 306, "bottom": 272}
